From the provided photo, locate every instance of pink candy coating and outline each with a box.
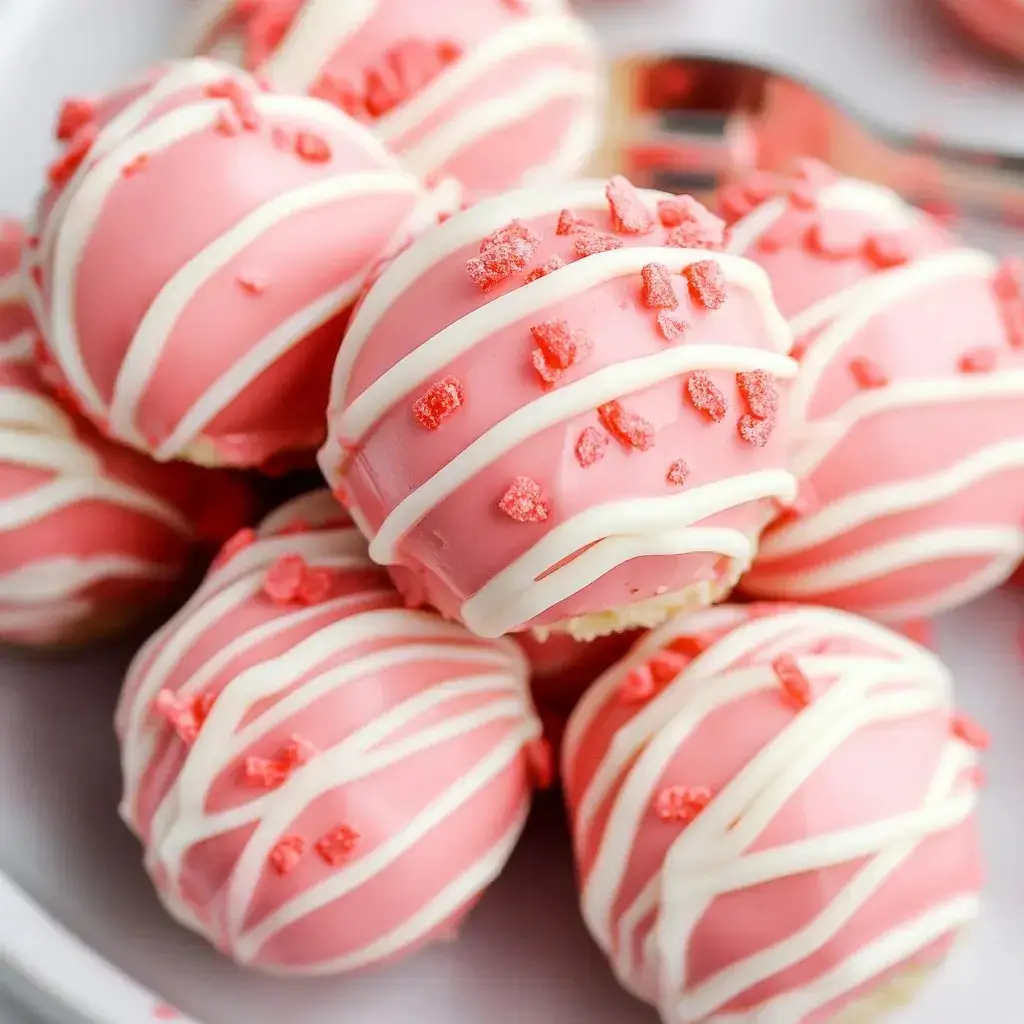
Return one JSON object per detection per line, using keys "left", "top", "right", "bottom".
{"left": 116, "top": 491, "right": 541, "bottom": 974}
{"left": 27, "top": 59, "right": 427, "bottom": 468}
{"left": 320, "top": 180, "right": 799, "bottom": 639}
{"left": 562, "top": 602, "right": 985, "bottom": 1024}
{"left": 188, "top": 0, "right": 602, "bottom": 194}
{"left": 937, "top": 0, "right": 1024, "bottom": 61}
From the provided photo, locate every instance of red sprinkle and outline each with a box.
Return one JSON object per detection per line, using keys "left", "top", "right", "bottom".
{"left": 683, "top": 260, "right": 727, "bottom": 310}
{"left": 666, "top": 459, "right": 689, "bottom": 486}
{"left": 657, "top": 312, "right": 690, "bottom": 341}
{"left": 55, "top": 97, "right": 97, "bottom": 142}
{"left": 993, "top": 257, "right": 1023, "bottom": 301}
{"left": 641, "top": 263, "right": 678, "bottom": 309}
{"left": 952, "top": 712, "right": 990, "bottom": 750}
{"left": 659, "top": 196, "right": 726, "bottom": 250}
{"left": 213, "top": 527, "right": 257, "bottom": 568}
{"left": 268, "top": 836, "right": 306, "bottom": 876}
{"left": 864, "top": 231, "right": 913, "bottom": 269}
{"left": 606, "top": 175, "right": 656, "bottom": 234}
{"left": 47, "top": 123, "right": 98, "bottom": 187}
{"left": 153, "top": 690, "right": 216, "bottom": 745}
{"left": 556, "top": 208, "right": 593, "bottom": 235}
{"left": 958, "top": 347, "right": 998, "bottom": 374}
{"left": 481, "top": 219, "right": 540, "bottom": 252}
{"left": 598, "top": 400, "right": 655, "bottom": 451}
{"left": 773, "top": 654, "right": 811, "bottom": 708}
{"left": 121, "top": 154, "right": 150, "bottom": 178}
{"left": 526, "top": 738, "right": 555, "bottom": 790}
{"left": 653, "top": 785, "right": 711, "bottom": 824}
{"left": 413, "top": 375, "right": 464, "bottom": 429}
{"left": 686, "top": 371, "right": 728, "bottom": 422}
{"left": 295, "top": 131, "right": 332, "bottom": 163}
{"left": 848, "top": 356, "right": 888, "bottom": 390}
{"left": 466, "top": 238, "right": 535, "bottom": 289}
{"left": 499, "top": 476, "right": 551, "bottom": 523}
{"left": 574, "top": 231, "right": 624, "bottom": 257}
{"left": 525, "top": 255, "right": 566, "bottom": 282}
{"left": 575, "top": 426, "right": 608, "bottom": 468}
{"left": 315, "top": 825, "right": 361, "bottom": 866}
{"left": 737, "top": 413, "right": 776, "bottom": 447}
{"left": 736, "top": 370, "right": 779, "bottom": 419}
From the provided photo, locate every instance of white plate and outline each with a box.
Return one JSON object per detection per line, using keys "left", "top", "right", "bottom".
{"left": 1, "top": 2, "right": 1023, "bottom": 1022}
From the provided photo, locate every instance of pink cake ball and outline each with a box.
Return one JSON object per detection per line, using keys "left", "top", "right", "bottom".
{"left": 24, "top": 58, "right": 429, "bottom": 469}
{"left": 184, "top": 0, "right": 602, "bottom": 194}
{"left": 319, "top": 177, "right": 800, "bottom": 641}
{"left": 937, "top": 0, "right": 1024, "bottom": 61}
{"left": 563, "top": 602, "right": 986, "bottom": 1024}
{"left": 1, "top": 218, "right": 254, "bottom": 645}
{"left": 116, "top": 490, "right": 546, "bottom": 975}
{"left": 719, "top": 163, "right": 1024, "bottom": 623}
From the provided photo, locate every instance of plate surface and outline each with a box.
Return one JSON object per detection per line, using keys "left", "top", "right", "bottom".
{"left": 1, "top": 2, "right": 1023, "bottom": 1022}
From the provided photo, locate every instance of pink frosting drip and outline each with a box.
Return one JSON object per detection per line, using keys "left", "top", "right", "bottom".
{"left": 193, "top": 0, "right": 599, "bottom": 193}
{"left": 562, "top": 603, "right": 985, "bottom": 1022}
{"left": 30, "top": 61, "right": 426, "bottom": 467}
{"left": 116, "top": 491, "right": 541, "bottom": 974}
{"left": 326, "top": 183, "right": 797, "bottom": 635}
{"left": 724, "top": 167, "right": 1024, "bottom": 621}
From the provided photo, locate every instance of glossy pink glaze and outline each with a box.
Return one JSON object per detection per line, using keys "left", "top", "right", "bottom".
{"left": 190, "top": 0, "right": 601, "bottom": 194}
{"left": 562, "top": 603, "right": 985, "bottom": 1023}
{"left": 116, "top": 490, "right": 542, "bottom": 974}
{"left": 321, "top": 180, "right": 798, "bottom": 637}
{"left": 0, "top": 224, "right": 251, "bottom": 644}
{"left": 723, "top": 166, "right": 1024, "bottom": 622}
{"left": 938, "top": 0, "right": 1024, "bottom": 60}
{"left": 28, "top": 59, "right": 427, "bottom": 467}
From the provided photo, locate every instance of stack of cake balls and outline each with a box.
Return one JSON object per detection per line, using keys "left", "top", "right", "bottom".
{"left": 2, "top": 1, "right": 1018, "bottom": 1020}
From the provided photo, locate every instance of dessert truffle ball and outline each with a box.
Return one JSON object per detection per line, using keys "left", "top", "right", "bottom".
{"left": 722, "top": 164, "right": 1024, "bottom": 622}
{"left": 321, "top": 177, "right": 798, "bottom": 640}
{"left": 185, "top": 0, "right": 603, "bottom": 193}
{"left": 26, "top": 59, "right": 428, "bottom": 468}
{"left": 117, "top": 490, "right": 545, "bottom": 974}
{"left": 564, "top": 602, "right": 986, "bottom": 1024}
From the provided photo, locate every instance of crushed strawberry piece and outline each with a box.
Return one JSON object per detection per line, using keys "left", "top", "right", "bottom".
{"left": 556, "top": 208, "right": 593, "bottom": 235}
{"left": 736, "top": 370, "right": 779, "bottom": 419}
{"left": 864, "top": 231, "right": 913, "bottom": 269}
{"left": 668, "top": 633, "right": 710, "bottom": 657}
{"left": 525, "top": 255, "right": 566, "bottom": 282}
{"left": 481, "top": 219, "right": 540, "bottom": 252}
{"left": 773, "top": 654, "right": 811, "bottom": 708}
{"left": 531, "top": 319, "right": 591, "bottom": 372}
{"left": 993, "top": 257, "right": 1023, "bottom": 301}
{"left": 466, "top": 238, "right": 535, "bottom": 289}
{"left": 683, "top": 259, "right": 727, "bottom": 309}
{"left": 204, "top": 78, "right": 259, "bottom": 130}
{"left": 574, "top": 231, "right": 624, "bottom": 257}
{"left": 737, "top": 413, "right": 776, "bottom": 447}
{"left": 606, "top": 175, "right": 655, "bottom": 234}
{"left": 598, "top": 400, "right": 655, "bottom": 451}
{"left": 575, "top": 426, "right": 608, "bottom": 468}
{"left": 659, "top": 196, "right": 726, "bottom": 250}
{"left": 153, "top": 690, "right": 216, "bottom": 744}
{"left": 55, "top": 97, "right": 97, "bottom": 142}
{"left": 213, "top": 527, "right": 257, "bottom": 568}
{"left": 792, "top": 158, "right": 838, "bottom": 192}
{"left": 525, "top": 738, "right": 554, "bottom": 790}
{"left": 236, "top": 274, "right": 268, "bottom": 296}
{"left": 413, "top": 375, "right": 464, "bottom": 428}
{"left": 294, "top": 131, "right": 331, "bottom": 163}
{"left": 951, "top": 712, "right": 990, "bottom": 750}
{"left": 48, "top": 123, "right": 98, "bottom": 187}
{"left": 1001, "top": 300, "right": 1024, "bottom": 348}
{"left": 686, "top": 371, "right": 728, "bottom": 422}
{"left": 268, "top": 835, "right": 306, "bottom": 876}
{"left": 235, "top": 0, "right": 300, "bottom": 68}
{"left": 619, "top": 664, "right": 657, "bottom": 704}
{"left": 360, "top": 39, "right": 463, "bottom": 119}
{"left": 315, "top": 825, "right": 361, "bottom": 866}
{"left": 499, "top": 476, "right": 551, "bottom": 523}
{"left": 641, "top": 262, "right": 678, "bottom": 309}
{"left": 958, "top": 347, "right": 998, "bottom": 373}
{"left": 263, "top": 554, "right": 334, "bottom": 606}
{"left": 666, "top": 459, "right": 689, "bottom": 486}
{"left": 649, "top": 649, "right": 689, "bottom": 684}
{"left": 653, "top": 785, "right": 712, "bottom": 824}
{"left": 656, "top": 312, "right": 689, "bottom": 341}
{"left": 242, "top": 736, "right": 316, "bottom": 789}
{"left": 718, "top": 173, "right": 778, "bottom": 223}
{"left": 848, "top": 356, "right": 888, "bottom": 389}
{"left": 311, "top": 73, "right": 369, "bottom": 121}
{"left": 121, "top": 154, "right": 150, "bottom": 178}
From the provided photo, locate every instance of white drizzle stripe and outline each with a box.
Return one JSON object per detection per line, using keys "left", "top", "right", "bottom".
{"left": 564, "top": 606, "right": 977, "bottom": 1023}
{"left": 374, "top": 16, "right": 598, "bottom": 143}
{"left": 108, "top": 171, "right": 416, "bottom": 449}
{"left": 0, "top": 331, "right": 38, "bottom": 363}
{"left": 399, "top": 68, "right": 597, "bottom": 179}
{"left": 291, "top": 805, "right": 530, "bottom": 976}
{"left": 369, "top": 345, "right": 797, "bottom": 564}
{"left": 0, "top": 555, "right": 178, "bottom": 600}
{"left": 0, "top": 598, "right": 91, "bottom": 633}
{"left": 327, "top": 181, "right": 675, "bottom": 405}
{"left": 262, "top": 0, "right": 379, "bottom": 92}
{"left": 338, "top": 247, "right": 792, "bottom": 443}
{"left": 764, "top": 437, "right": 1024, "bottom": 557}
{"left": 461, "top": 471, "right": 797, "bottom": 638}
